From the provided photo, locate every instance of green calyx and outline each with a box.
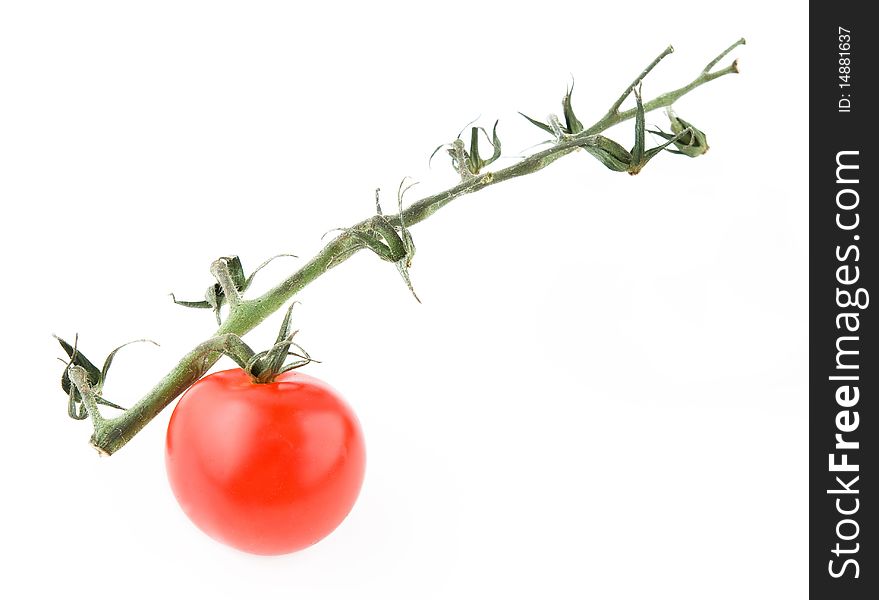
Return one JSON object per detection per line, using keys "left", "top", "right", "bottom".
{"left": 520, "top": 81, "right": 585, "bottom": 137}
{"left": 583, "top": 83, "right": 686, "bottom": 175}
{"left": 229, "top": 302, "right": 316, "bottom": 384}
{"left": 56, "top": 335, "right": 158, "bottom": 420}
{"left": 343, "top": 182, "right": 421, "bottom": 302}
{"left": 171, "top": 254, "right": 296, "bottom": 325}
{"left": 520, "top": 52, "right": 717, "bottom": 175}
{"left": 649, "top": 108, "right": 709, "bottom": 157}
{"left": 431, "top": 120, "right": 502, "bottom": 176}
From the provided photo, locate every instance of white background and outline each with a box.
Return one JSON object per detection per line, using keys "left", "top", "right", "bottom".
{"left": 0, "top": 1, "right": 807, "bottom": 598}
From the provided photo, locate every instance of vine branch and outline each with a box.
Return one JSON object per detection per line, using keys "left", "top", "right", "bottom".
{"left": 61, "top": 39, "right": 745, "bottom": 455}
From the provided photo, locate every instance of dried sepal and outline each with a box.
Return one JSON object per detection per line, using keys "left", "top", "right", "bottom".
{"left": 390, "top": 180, "right": 420, "bottom": 303}
{"left": 56, "top": 334, "right": 101, "bottom": 401}
{"left": 649, "top": 108, "right": 709, "bottom": 157}
{"left": 348, "top": 183, "right": 421, "bottom": 302}
{"left": 561, "top": 81, "right": 584, "bottom": 134}
{"left": 431, "top": 120, "right": 502, "bottom": 176}
{"left": 171, "top": 254, "right": 296, "bottom": 324}
{"left": 583, "top": 137, "right": 633, "bottom": 172}
{"left": 583, "top": 83, "right": 689, "bottom": 175}
{"left": 56, "top": 335, "right": 157, "bottom": 419}
{"left": 100, "top": 339, "right": 159, "bottom": 388}
{"left": 244, "top": 302, "right": 317, "bottom": 383}
{"left": 520, "top": 80, "right": 585, "bottom": 137}
{"left": 395, "top": 225, "right": 419, "bottom": 302}
{"left": 518, "top": 112, "right": 555, "bottom": 136}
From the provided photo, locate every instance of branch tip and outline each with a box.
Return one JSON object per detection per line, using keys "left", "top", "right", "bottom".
{"left": 608, "top": 44, "right": 675, "bottom": 115}
{"left": 703, "top": 38, "right": 747, "bottom": 73}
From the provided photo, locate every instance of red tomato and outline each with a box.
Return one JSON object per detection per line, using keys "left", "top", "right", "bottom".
{"left": 165, "top": 369, "right": 366, "bottom": 555}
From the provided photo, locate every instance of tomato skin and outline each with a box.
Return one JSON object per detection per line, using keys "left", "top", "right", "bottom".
{"left": 165, "top": 369, "right": 365, "bottom": 555}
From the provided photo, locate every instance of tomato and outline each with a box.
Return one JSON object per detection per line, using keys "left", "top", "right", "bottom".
{"left": 164, "top": 368, "right": 366, "bottom": 555}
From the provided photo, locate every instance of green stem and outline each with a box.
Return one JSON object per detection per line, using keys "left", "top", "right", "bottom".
{"left": 86, "top": 41, "right": 743, "bottom": 455}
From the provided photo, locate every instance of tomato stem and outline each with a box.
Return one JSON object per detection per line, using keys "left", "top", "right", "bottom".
{"left": 67, "top": 40, "right": 745, "bottom": 455}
